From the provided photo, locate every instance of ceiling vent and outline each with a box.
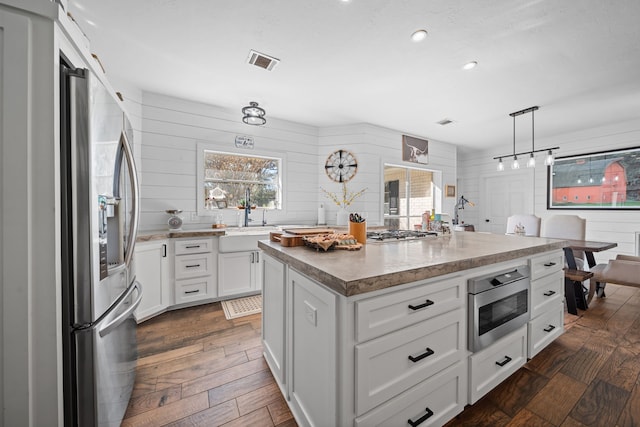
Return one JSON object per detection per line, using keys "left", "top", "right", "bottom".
{"left": 247, "top": 50, "right": 280, "bottom": 71}
{"left": 437, "top": 118, "right": 454, "bottom": 126}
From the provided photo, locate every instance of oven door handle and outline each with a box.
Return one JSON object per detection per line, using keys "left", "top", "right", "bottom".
{"left": 408, "top": 299, "right": 434, "bottom": 311}
{"left": 495, "top": 355, "right": 513, "bottom": 367}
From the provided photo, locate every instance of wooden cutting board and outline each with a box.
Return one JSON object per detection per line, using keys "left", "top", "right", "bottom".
{"left": 280, "top": 234, "right": 305, "bottom": 247}
{"left": 282, "top": 228, "right": 334, "bottom": 236}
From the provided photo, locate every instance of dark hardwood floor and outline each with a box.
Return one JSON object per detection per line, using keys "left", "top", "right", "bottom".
{"left": 123, "top": 283, "right": 640, "bottom": 427}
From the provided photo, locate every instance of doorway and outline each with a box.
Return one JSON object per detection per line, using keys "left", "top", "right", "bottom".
{"left": 479, "top": 171, "right": 534, "bottom": 234}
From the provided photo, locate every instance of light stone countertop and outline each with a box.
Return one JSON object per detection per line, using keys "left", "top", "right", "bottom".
{"left": 136, "top": 228, "right": 227, "bottom": 242}
{"left": 258, "top": 232, "right": 568, "bottom": 297}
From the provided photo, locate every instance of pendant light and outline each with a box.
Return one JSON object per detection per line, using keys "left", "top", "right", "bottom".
{"left": 527, "top": 108, "right": 536, "bottom": 168}
{"left": 510, "top": 114, "right": 520, "bottom": 169}
{"left": 242, "top": 101, "right": 266, "bottom": 126}
{"left": 493, "top": 106, "right": 558, "bottom": 171}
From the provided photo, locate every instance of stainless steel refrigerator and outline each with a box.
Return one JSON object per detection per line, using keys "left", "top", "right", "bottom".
{"left": 60, "top": 59, "right": 142, "bottom": 426}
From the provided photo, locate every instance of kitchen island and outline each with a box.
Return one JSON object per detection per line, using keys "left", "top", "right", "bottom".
{"left": 258, "top": 232, "right": 568, "bottom": 427}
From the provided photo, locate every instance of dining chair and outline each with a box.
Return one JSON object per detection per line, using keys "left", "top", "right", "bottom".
{"left": 541, "top": 214, "right": 587, "bottom": 269}
{"left": 588, "top": 254, "right": 640, "bottom": 302}
{"left": 505, "top": 214, "right": 541, "bottom": 236}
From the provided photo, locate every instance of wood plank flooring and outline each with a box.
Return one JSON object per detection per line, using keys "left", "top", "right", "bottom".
{"left": 123, "top": 283, "right": 640, "bottom": 427}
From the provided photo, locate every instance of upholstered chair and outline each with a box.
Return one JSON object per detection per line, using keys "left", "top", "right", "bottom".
{"left": 505, "top": 214, "right": 541, "bottom": 237}
{"left": 541, "top": 215, "right": 586, "bottom": 269}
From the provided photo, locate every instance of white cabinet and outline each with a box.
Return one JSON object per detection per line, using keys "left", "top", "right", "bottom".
{"left": 218, "top": 250, "right": 262, "bottom": 297}
{"left": 134, "top": 240, "right": 172, "bottom": 322}
{"left": 528, "top": 250, "right": 564, "bottom": 358}
{"left": 355, "top": 308, "right": 465, "bottom": 415}
{"left": 262, "top": 254, "right": 287, "bottom": 389}
{"left": 355, "top": 361, "right": 467, "bottom": 427}
{"left": 174, "top": 237, "right": 217, "bottom": 305}
{"left": 469, "top": 325, "right": 527, "bottom": 404}
{"left": 287, "top": 268, "right": 337, "bottom": 427}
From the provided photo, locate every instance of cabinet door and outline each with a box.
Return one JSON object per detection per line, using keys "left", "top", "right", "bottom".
{"left": 288, "top": 268, "right": 336, "bottom": 427}
{"left": 134, "top": 240, "right": 170, "bottom": 322}
{"left": 262, "top": 255, "right": 286, "bottom": 388}
{"left": 218, "top": 251, "right": 254, "bottom": 296}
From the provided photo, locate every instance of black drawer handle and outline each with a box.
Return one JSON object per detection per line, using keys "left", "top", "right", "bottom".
{"left": 185, "top": 245, "right": 201, "bottom": 249}
{"left": 408, "top": 347, "right": 434, "bottom": 363}
{"left": 185, "top": 290, "right": 200, "bottom": 294}
{"left": 408, "top": 299, "right": 434, "bottom": 311}
{"left": 408, "top": 407, "right": 434, "bottom": 427}
{"left": 185, "top": 264, "right": 201, "bottom": 268}
{"left": 495, "top": 355, "right": 512, "bottom": 367}
{"left": 543, "top": 324, "right": 556, "bottom": 333}
{"left": 543, "top": 262, "right": 556, "bottom": 267}
{"left": 543, "top": 290, "right": 556, "bottom": 296}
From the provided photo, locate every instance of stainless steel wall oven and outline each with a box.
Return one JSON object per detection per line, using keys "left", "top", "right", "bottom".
{"left": 468, "top": 265, "right": 530, "bottom": 352}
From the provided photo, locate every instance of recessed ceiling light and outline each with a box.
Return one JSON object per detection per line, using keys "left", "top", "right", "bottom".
{"left": 85, "top": 19, "right": 97, "bottom": 27}
{"left": 411, "top": 29, "right": 428, "bottom": 42}
{"left": 463, "top": 61, "right": 478, "bottom": 70}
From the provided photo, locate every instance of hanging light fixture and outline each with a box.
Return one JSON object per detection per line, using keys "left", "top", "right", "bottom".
{"left": 511, "top": 113, "right": 520, "bottom": 169}
{"left": 242, "top": 101, "right": 266, "bottom": 126}
{"left": 493, "top": 106, "right": 558, "bottom": 171}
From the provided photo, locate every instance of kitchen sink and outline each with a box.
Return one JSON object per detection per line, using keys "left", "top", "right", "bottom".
{"left": 218, "top": 233, "right": 270, "bottom": 253}
{"left": 224, "top": 225, "right": 280, "bottom": 235}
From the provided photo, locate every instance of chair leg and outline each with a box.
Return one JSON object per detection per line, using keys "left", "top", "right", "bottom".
{"left": 596, "top": 281, "right": 606, "bottom": 298}
{"left": 587, "top": 278, "right": 596, "bottom": 304}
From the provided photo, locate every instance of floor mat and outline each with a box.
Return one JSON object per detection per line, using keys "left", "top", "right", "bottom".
{"left": 221, "top": 295, "right": 262, "bottom": 320}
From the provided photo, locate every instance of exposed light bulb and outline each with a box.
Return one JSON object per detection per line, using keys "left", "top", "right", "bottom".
{"left": 497, "top": 158, "right": 505, "bottom": 172}
{"left": 511, "top": 156, "right": 520, "bottom": 170}
{"left": 526, "top": 153, "right": 536, "bottom": 168}
{"left": 544, "top": 150, "right": 555, "bottom": 166}
{"left": 577, "top": 178, "right": 582, "bottom": 184}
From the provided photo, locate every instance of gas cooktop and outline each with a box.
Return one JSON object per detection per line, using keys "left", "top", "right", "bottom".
{"left": 366, "top": 230, "right": 438, "bottom": 242}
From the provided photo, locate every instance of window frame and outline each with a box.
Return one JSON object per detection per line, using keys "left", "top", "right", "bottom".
{"left": 196, "top": 143, "right": 284, "bottom": 216}
{"left": 382, "top": 163, "right": 442, "bottom": 229}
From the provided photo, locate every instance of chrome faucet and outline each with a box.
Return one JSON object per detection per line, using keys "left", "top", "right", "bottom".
{"left": 244, "top": 187, "right": 252, "bottom": 227}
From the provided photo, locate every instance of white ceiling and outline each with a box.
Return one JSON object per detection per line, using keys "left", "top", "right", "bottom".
{"left": 68, "top": 0, "right": 640, "bottom": 151}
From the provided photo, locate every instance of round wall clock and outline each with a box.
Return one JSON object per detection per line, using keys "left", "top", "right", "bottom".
{"left": 324, "top": 149, "right": 358, "bottom": 183}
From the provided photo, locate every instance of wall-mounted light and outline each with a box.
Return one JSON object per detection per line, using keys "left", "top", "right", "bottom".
{"left": 493, "top": 106, "right": 558, "bottom": 172}
{"left": 242, "top": 101, "right": 266, "bottom": 126}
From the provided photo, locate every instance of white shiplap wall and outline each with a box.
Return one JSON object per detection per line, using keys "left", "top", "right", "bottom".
{"left": 138, "top": 92, "right": 458, "bottom": 230}
{"left": 458, "top": 118, "right": 640, "bottom": 262}
{"left": 139, "top": 92, "right": 319, "bottom": 230}
{"left": 318, "top": 124, "right": 458, "bottom": 226}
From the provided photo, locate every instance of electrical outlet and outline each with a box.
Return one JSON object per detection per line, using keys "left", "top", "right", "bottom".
{"left": 304, "top": 300, "right": 317, "bottom": 326}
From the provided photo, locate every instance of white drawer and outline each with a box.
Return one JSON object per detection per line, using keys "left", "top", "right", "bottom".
{"left": 530, "top": 270, "right": 564, "bottom": 319}
{"left": 469, "top": 325, "right": 527, "bottom": 404}
{"left": 528, "top": 302, "right": 564, "bottom": 358}
{"left": 355, "top": 275, "right": 464, "bottom": 342}
{"left": 175, "top": 276, "right": 213, "bottom": 304}
{"left": 355, "top": 361, "right": 466, "bottom": 427}
{"left": 175, "top": 253, "right": 214, "bottom": 279}
{"left": 355, "top": 308, "right": 465, "bottom": 416}
{"left": 175, "top": 238, "right": 214, "bottom": 255}
{"left": 530, "top": 250, "right": 564, "bottom": 281}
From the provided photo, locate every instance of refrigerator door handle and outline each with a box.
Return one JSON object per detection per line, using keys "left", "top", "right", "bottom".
{"left": 99, "top": 281, "right": 142, "bottom": 337}
{"left": 118, "top": 130, "right": 140, "bottom": 270}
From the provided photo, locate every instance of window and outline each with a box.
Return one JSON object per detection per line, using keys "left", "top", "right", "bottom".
{"left": 202, "top": 150, "right": 281, "bottom": 211}
{"left": 384, "top": 165, "right": 434, "bottom": 230}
